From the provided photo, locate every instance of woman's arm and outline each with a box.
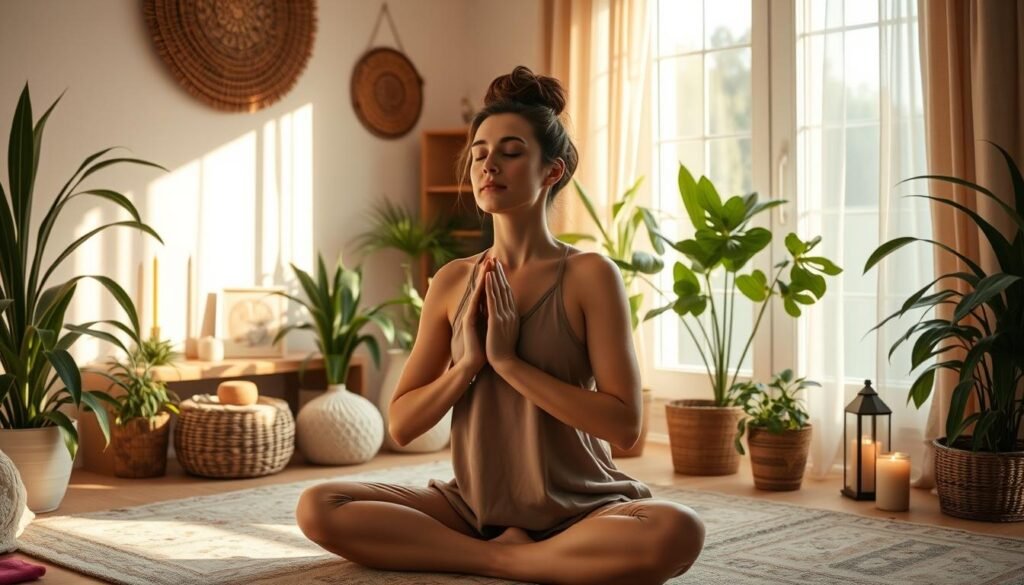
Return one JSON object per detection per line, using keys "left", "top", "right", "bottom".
{"left": 388, "top": 260, "right": 487, "bottom": 447}
{"left": 489, "top": 254, "right": 642, "bottom": 450}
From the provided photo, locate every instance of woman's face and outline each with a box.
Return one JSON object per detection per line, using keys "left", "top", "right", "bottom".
{"left": 469, "top": 113, "right": 561, "bottom": 215}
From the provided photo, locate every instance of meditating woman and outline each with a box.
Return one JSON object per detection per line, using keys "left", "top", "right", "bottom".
{"left": 295, "top": 66, "right": 705, "bottom": 585}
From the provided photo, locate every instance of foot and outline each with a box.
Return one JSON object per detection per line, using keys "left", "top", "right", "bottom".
{"left": 489, "top": 526, "right": 535, "bottom": 545}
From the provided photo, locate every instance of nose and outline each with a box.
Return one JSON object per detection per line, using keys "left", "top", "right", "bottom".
{"left": 482, "top": 153, "right": 499, "bottom": 175}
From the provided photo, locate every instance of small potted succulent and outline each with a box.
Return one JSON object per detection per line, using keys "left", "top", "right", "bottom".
{"left": 557, "top": 177, "right": 665, "bottom": 457}
{"left": 733, "top": 370, "right": 819, "bottom": 491}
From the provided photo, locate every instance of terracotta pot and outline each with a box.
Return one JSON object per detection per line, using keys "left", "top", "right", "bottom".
{"left": 666, "top": 400, "right": 744, "bottom": 475}
{"left": 612, "top": 388, "right": 653, "bottom": 458}
{"left": 934, "top": 437, "right": 1024, "bottom": 522}
{"left": 112, "top": 412, "right": 171, "bottom": 478}
{"left": 747, "top": 424, "right": 812, "bottom": 491}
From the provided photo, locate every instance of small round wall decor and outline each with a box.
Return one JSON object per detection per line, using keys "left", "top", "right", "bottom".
{"left": 351, "top": 47, "right": 423, "bottom": 138}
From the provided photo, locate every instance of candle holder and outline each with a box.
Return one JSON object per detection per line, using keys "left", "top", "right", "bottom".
{"left": 842, "top": 380, "right": 892, "bottom": 501}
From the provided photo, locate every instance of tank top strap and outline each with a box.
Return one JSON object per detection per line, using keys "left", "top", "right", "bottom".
{"left": 452, "top": 249, "right": 491, "bottom": 326}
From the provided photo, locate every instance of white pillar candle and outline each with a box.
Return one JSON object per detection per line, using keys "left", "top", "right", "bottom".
{"left": 849, "top": 437, "right": 878, "bottom": 492}
{"left": 876, "top": 452, "right": 911, "bottom": 511}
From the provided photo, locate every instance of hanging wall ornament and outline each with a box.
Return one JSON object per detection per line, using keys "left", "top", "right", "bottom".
{"left": 351, "top": 3, "right": 424, "bottom": 138}
{"left": 143, "top": 0, "right": 317, "bottom": 113}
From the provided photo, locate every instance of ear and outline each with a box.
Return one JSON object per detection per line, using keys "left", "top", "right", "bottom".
{"left": 542, "top": 158, "right": 566, "bottom": 187}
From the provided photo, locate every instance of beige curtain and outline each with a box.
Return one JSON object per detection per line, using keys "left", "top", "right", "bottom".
{"left": 542, "top": 0, "right": 652, "bottom": 236}
{"left": 916, "top": 0, "right": 1024, "bottom": 488}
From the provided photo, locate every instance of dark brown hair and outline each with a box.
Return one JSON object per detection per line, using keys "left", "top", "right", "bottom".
{"left": 457, "top": 66, "right": 579, "bottom": 205}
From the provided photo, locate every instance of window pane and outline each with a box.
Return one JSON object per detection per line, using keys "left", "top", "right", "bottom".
{"left": 658, "top": 140, "right": 705, "bottom": 215}
{"left": 843, "top": 211, "right": 879, "bottom": 295}
{"left": 845, "top": 0, "right": 878, "bottom": 26}
{"left": 707, "top": 48, "right": 752, "bottom": 135}
{"left": 845, "top": 28, "right": 880, "bottom": 121}
{"left": 802, "top": 0, "right": 844, "bottom": 33}
{"left": 658, "top": 0, "right": 703, "bottom": 55}
{"left": 658, "top": 55, "right": 704, "bottom": 139}
{"left": 705, "top": 0, "right": 751, "bottom": 48}
{"left": 845, "top": 124, "right": 879, "bottom": 208}
{"left": 708, "top": 137, "right": 753, "bottom": 196}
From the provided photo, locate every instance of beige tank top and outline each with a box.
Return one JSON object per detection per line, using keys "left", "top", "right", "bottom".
{"left": 429, "top": 246, "right": 652, "bottom": 540}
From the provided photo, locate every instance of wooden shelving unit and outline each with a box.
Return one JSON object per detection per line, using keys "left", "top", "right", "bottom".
{"left": 419, "top": 128, "right": 492, "bottom": 292}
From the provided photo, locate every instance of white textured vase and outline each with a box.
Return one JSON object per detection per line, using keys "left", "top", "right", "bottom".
{"left": 0, "top": 449, "right": 34, "bottom": 553}
{"left": 379, "top": 348, "right": 452, "bottom": 453}
{"left": 296, "top": 384, "right": 384, "bottom": 465}
{"left": 0, "top": 424, "right": 75, "bottom": 513}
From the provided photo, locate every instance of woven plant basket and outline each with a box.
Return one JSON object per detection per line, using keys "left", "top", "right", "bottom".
{"left": 747, "top": 425, "right": 812, "bottom": 491}
{"left": 174, "top": 395, "right": 295, "bottom": 479}
{"left": 612, "top": 388, "right": 653, "bottom": 458}
{"left": 934, "top": 437, "right": 1024, "bottom": 522}
{"left": 112, "top": 412, "right": 171, "bottom": 479}
{"left": 666, "top": 399, "right": 744, "bottom": 475}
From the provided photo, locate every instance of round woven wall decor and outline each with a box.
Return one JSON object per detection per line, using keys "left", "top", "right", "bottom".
{"left": 143, "top": 0, "right": 317, "bottom": 113}
{"left": 351, "top": 47, "right": 423, "bottom": 138}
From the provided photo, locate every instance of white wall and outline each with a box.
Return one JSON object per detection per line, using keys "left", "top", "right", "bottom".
{"left": 0, "top": 0, "right": 542, "bottom": 403}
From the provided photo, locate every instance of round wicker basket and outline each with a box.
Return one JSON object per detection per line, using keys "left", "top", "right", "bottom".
{"left": 174, "top": 395, "right": 295, "bottom": 479}
{"left": 934, "top": 437, "right": 1024, "bottom": 522}
{"left": 666, "top": 399, "right": 744, "bottom": 475}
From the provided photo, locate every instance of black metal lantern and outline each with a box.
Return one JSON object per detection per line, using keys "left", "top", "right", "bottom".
{"left": 842, "top": 380, "right": 892, "bottom": 500}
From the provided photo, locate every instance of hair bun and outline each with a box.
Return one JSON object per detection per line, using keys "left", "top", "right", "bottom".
{"left": 484, "top": 66, "right": 567, "bottom": 115}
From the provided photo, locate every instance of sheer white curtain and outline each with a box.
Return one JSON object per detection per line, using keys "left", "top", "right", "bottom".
{"left": 798, "top": 0, "right": 933, "bottom": 479}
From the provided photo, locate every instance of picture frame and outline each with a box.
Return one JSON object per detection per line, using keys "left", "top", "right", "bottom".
{"left": 218, "top": 287, "right": 287, "bottom": 358}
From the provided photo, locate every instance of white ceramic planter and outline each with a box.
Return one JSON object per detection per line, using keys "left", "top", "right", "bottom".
{"left": 0, "top": 423, "right": 76, "bottom": 513}
{"left": 296, "top": 384, "right": 383, "bottom": 465}
{"left": 378, "top": 348, "right": 451, "bottom": 453}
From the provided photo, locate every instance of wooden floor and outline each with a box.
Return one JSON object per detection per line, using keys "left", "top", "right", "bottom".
{"left": 6, "top": 441, "right": 1022, "bottom": 584}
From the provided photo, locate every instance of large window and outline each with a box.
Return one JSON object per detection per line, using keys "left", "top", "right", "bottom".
{"left": 644, "top": 0, "right": 929, "bottom": 407}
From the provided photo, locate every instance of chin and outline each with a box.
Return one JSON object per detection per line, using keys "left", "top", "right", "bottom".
{"left": 476, "top": 189, "right": 528, "bottom": 214}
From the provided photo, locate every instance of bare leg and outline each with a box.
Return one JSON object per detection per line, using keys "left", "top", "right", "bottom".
{"left": 298, "top": 484, "right": 703, "bottom": 585}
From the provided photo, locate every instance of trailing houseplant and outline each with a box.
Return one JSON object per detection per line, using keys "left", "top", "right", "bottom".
{"left": 864, "top": 142, "right": 1024, "bottom": 521}
{"left": 557, "top": 177, "right": 666, "bottom": 457}
{"left": 733, "top": 370, "right": 820, "bottom": 490}
{"left": 645, "top": 163, "right": 841, "bottom": 475}
{"left": 273, "top": 253, "right": 397, "bottom": 464}
{"left": 0, "top": 85, "right": 163, "bottom": 511}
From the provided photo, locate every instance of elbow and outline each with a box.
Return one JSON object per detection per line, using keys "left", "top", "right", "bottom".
{"left": 387, "top": 417, "right": 410, "bottom": 448}
{"left": 612, "top": 422, "right": 643, "bottom": 452}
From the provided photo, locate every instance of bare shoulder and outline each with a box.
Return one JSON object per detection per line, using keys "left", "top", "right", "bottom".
{"left": 564, "top": 250, "right": 624, "bottom": 290}
{"left": 429, "top": 251, "right": 487, "bottom": 322}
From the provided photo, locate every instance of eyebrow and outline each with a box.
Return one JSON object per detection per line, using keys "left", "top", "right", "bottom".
{"left": 470, "top": 136, "right": 528, "bottom": 148}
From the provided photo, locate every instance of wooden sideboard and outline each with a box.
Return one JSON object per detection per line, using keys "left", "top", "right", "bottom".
{"left": 77, "top": 353, "right": 367, "bottom": 475}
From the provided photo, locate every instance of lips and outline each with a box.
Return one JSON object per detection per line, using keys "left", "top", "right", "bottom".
{"left": 481, "top": 183, "right": 506, "bottom": 192}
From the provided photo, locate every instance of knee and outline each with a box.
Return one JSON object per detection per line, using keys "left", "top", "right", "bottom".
{"left": 649, "top": 503, "right": 705, "bottom": 576}
{"left": 295, "top": 482, "right": 359, "bottom": 545}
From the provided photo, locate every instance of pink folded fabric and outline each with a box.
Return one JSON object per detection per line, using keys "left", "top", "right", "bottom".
{"left": 0, "top": 558, "right": 46, "bottom": 584}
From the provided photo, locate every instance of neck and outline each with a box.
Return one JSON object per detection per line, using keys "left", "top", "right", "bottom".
{"left": 489, "top": 210, "right": 562, "bottom": 268}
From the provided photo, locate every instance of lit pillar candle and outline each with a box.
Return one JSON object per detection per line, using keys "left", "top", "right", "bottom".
{"left": 876, "top": 452, "right": 911, "bottom": 511}
{"left": 850, "top": 437, "right": 878, "bottom": 492}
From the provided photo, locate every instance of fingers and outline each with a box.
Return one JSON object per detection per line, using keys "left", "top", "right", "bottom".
{"left": 485, "top": 271, "right": 497, "bottom": 320}
{"left": 495, "top": 261, "right": 515, "bottom": 316}
{"left": 465, "top": 258, "right": 492, "bottom": 325}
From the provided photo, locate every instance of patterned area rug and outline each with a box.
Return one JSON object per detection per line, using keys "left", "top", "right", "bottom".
{"left": 16, "top": 460, "right": 1024, "bottom": 585}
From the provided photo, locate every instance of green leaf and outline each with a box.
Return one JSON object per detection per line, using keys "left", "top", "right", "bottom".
{"left": 644, "top": 302, "right": 675, "bottom": 322}
{"left": 722, "top": 196, "right": 747, "bottom": 229}
{"left": 735, "top": 273, "right": 768, "bottom": 302}
{"left": 677, "top": 163, "right": 705, "bottom": 228}
{"left": 696, "top": 176, "right": 724, "bottom": 219}
{"left": 803, "top": 256, "right": 843, "bottom": 275}
{"left": 783, "top": 297, "right": 801, "bottom": 317}
{"left": 41, "top": 410, "right": 79, "bottom": 460}
{"left": 638, "top": 207, "right": 665, "bottom": 254}
{"left": 630, "top": 250, "right": 664, "bottom": 275}
{"left": 863, "top": 237, "right": 917, "bottom": 273}
{"left": 556, "top": 232, "right": 597, "bottom": 245}
{"left": 785, "top": 233, "right": 805, "bottom": 256}
{"left": 572, "top": 180, "right": 612, "bottom": 244}
{"left": 79, "top": 390, "right": 112, "bottom": 447}
{"left": 908, "top": 369, "right": 935, "bottom": 408}
{"left": 672, "top": 261, "right": 700, "bottom": 296}
{"left": 953, "top": 274, "right": 1020, "bottom": 322}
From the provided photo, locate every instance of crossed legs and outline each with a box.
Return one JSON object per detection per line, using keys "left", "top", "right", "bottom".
{"left": 295, "top": 481, "right": 704, "bottom": 585}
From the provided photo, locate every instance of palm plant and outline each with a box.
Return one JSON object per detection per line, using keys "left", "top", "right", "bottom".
{"left": 557, "top": 177, "right": 665, "bottom": 330}
{"left": 0, "top": 85, "right": 164, "bottom": 459}
{"left": 130, "top": 336, "right": 178, "bottom": 367}
{"left": 354, "top": 199, "right": 462, "bottom": 269}
{"left": 273, "top": 254, "right": 398, "bottom": 385}
{"left": 391, "top": 264, "right": 424, "bottom": 351}
{"left": 646, "top": 164, "right": 842, "bottom": 406}
{"left": 864, "top": 142, "right": 1023, "bottom": 453}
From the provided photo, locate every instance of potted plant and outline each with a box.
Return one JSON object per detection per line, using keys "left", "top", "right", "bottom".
{"left": 354, "top": 199, "right": 462, "bottom": 453}
{"left": 864, "top": 142, "right": 1023, "bottom": 522}
{"left": 130, "top": 336, "right": 179, "bottom": 367}
{"left": 733, "top": 370, "right": 819, "bottom": 490}
{"left": 80, "top": 310, "right": 181, "bottom": 479}
{"left": 557, "top": 177, "right": 666, "bottom": 457}
{"left": 0, "top": 85, "right": 163, "bottom": 511}
{"left": 273, "top": 254, "right": 397, "bottom": 465}
{"left": 646, "top": 163, "right": 841, "bottom": 475}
